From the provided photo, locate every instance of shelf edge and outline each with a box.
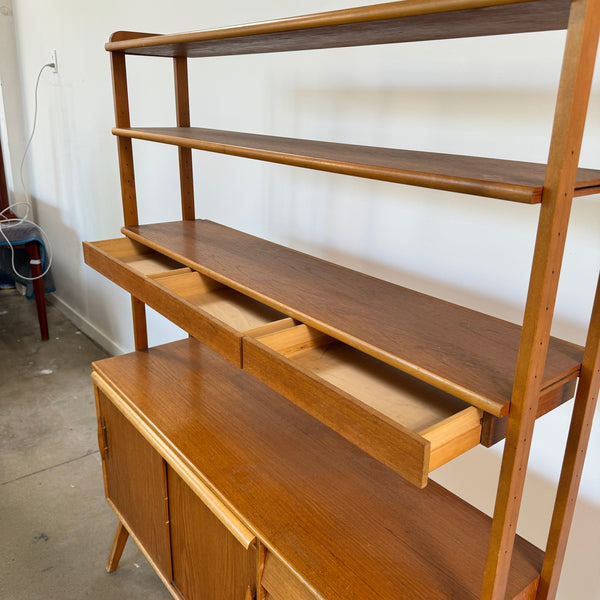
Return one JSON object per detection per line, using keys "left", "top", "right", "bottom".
{"left": 105, "top": 0, "right": 565, "bottom": 53}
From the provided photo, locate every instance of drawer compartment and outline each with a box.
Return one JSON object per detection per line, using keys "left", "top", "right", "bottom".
{"left": 243, "top": 324, "right": 482, "bottom": 488}
{"left": 83, "top": 237, "right": 289, "bottom": 365}
{"left": 261, "top": 552, "right": 319, "bottom": 600}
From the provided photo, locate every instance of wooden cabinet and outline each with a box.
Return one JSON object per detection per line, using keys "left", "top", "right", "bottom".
{"left": 95, "top": 388, "right": 171, "bottom": 580}
{"left": 91, "top": 337, "right": 544, "bottom": 600}
{"left": 84, "top": 1, "right": 600, "bottom": 599}
{"left": 93, "top": 367, "right": 259, "bottom": 600}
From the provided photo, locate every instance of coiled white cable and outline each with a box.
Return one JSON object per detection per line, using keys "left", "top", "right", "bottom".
{"left": 0, "top": 62, "right": 54, "bottom": 281}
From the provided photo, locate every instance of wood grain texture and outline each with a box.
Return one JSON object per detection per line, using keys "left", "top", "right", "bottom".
{"left": 168, "top": 468, "right": 258, "bottom": 600}
{"left": 480, "top": 376, "right": 577, "bottom": 447}
{"left": 112, "top": 127, "right": 600, "bottom": 203}
{"left": 173, "top": 57, "right": 195, "bottom": 221}
{"left": 482, "top": 0, "right": 600, "bottom": 597}
{"left": 94, "top": 372, "right": 256, "bottom": 549}
{"left": 244, "top": 324, "right": 482, "bottom": 486}
{"left": 105, "top": 500, "right": 184, "bottom": 600}
{"left": 92, "top": 337, "right": 543, "bottom": 600}
{"left": 243, "top": 334, "right": 431, "bottom": 488}
{"left": 106, "top": 522, "right": 129, "bottom": 573}
{"left": 96, "top": 389, "right": 171, "bottom": 579}
{"left": 262, "top": 552, "right": 321, "bottom": 600}
{"left": 110, "top": 52, "right": 138, "bottom": 227}
{"left": 84, "top": 238, "right": 285, "bottom": 365}
{"left": 105, "top": 0, "right": 571, "bottom": 57}
{"left": 538, "top": 274, "right": 600, "bottom": 599}
{"left": 122, "top": 219, "right": 583, "bottom": 416}
{"left": 420, "top": 406, "right": 483, "bottom": 471}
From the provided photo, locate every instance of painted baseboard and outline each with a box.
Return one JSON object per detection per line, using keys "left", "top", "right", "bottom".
{"left": 48, "top": 294, "right": 126, "bottom": 356}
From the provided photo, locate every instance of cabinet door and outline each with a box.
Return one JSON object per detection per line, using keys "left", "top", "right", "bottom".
{"left": 96, "top": 389, "right": 171, "bottom": 579}
{"left": 168, "top": 467, "right": 257, "bottom": 600}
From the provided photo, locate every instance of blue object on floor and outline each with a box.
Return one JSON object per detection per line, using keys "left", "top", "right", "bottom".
{"left": 0, "top": 221, "right": 55, "bottom": 299}
{"left": 0, "top": 221, "right": 54, "bottom": 340}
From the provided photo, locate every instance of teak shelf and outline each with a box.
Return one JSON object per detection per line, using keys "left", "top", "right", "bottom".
{"left": 113, "top": 127, "right": 600, "bottom": 203}
{"left": 84, "top": 1, "right": 600, "bottom": 599}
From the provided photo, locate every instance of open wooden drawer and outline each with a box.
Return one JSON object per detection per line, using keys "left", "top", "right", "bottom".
{"left": 83, "top": 237, "right": 288, "bottom": 365}
{"left": 243, "top": 323, "right": 483, "bottom": 488}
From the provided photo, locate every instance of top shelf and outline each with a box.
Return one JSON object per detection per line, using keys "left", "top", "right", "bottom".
{"left": 106, "top": 0, "right": 572, "bottom": 58}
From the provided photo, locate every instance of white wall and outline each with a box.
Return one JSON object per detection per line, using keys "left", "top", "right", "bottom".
{"left": 4, "top": 1, "right": 599, "bottom": 597}
{"left": 0, "top": 0, "right": 26, "bottom": 204}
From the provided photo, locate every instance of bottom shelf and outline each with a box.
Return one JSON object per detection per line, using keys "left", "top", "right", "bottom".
{"left": 92, "top": 337, "right": 543, "bottom": 600}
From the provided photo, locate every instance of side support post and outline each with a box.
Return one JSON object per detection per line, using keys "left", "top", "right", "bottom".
{"left": 537, "top": 273, "right": 600, "bottom": 599}
{"left": 111, "top": 50, "right": 148, "bottom": 350}
{"left": 174, "top": 56, "right": 195, "bottom": 221}
{"left": 110, "top": 51, "right": 138, "bottom": 227}
{"left": 481, "top": 1, "right": 600, "bottom": 598}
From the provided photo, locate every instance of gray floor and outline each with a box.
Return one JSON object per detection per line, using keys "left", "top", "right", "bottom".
{"left": 0, "top": 289, "right": 170, "bottom": 599}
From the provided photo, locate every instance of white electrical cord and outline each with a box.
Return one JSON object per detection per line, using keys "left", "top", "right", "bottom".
{"left": 0, "top": 62, "right": 55, "bottom": 282}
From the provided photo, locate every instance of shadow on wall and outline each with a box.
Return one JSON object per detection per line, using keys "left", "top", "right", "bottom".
{"left": 259, "top": 85, "right": 599, "bottom": 344}
{"left": 276, "top": 86, "right": 574, "bottom": 161}
{"left": 431, "top": 438, "right": 600, "bottom": 599}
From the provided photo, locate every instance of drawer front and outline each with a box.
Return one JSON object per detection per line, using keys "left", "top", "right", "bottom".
{"left": 243, "top": 324, "right": 482, "bottom": 488}
{"left": 262, "top": 552, "right": 320, "bottom": 600}
{"left": 83, "top": 237, "right": 287, "bottom": 365}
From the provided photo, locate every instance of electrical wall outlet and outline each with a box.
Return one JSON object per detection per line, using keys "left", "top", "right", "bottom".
{"left": 50, "top": 50, "right": 58, "bottom": 73}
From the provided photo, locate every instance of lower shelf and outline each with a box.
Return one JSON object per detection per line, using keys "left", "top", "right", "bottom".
{"left": 92, "top": 337, "right": 543, "bottom": 600}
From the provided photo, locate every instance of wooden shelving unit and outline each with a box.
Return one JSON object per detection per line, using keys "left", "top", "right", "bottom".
{"left": 84, "top": 1, "right": 600, "bottom": 599}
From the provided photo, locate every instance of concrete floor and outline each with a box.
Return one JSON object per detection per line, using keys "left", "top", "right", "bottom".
{"left": 0, "top": 289, "right": 171, "bottom": 599}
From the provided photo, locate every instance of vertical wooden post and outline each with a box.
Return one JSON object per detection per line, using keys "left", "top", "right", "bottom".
{"left": 174, "top": 56, "right": 195, "bottom": 221}
{"left": 481, "top": 1, "right": 600, "bottom": 598}
{"left": 537, "top": 274, "right": 600, "bottom": 600}
{"left": 110, "top": 51, "right": 138, "bottom": 227}
{"left": 131, "top": 296, "right": 148, "bottom": 351}
{"left": 111, "top": 50, "right": 148, "bottom": 350}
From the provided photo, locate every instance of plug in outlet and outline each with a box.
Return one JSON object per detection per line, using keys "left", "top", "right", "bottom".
{"left": 50, "top": 50, "right": 58, "bottom": 73}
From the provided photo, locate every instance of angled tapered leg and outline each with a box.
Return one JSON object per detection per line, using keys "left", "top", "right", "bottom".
{"left": 106, "top": 521, "right": 130, "bottom": 573}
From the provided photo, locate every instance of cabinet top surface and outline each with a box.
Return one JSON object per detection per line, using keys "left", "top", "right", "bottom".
{"left": 92, "top": 337, "right": 543, "bottom": 600}
{"left": 106, "top": 0, "right": 571, "bottom": 57}
{"left": 123, "top": 219, "right": 582, "bottom": 416}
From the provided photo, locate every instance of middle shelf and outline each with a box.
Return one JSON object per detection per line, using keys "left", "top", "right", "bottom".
{"left": 83, "top": 218, "right": 581, "bottom": 486}
{"left": 113, "top": 126, "right": 600, "bottom": 203}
